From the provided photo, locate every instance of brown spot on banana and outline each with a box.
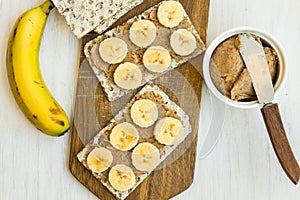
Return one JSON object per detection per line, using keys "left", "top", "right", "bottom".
{"left": 49, "top": 107, "right": 63, "bottom": 115}
{"left": 50, "top": 116, "right": 65, "bottom": 126}
{"left": 33, "top": 81, "right": 45, "bottom": 88}
{"left": 33, "top": 81, "right": 41, "bottom": 84}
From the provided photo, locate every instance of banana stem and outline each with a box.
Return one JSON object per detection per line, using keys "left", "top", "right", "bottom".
{"left": 40, "top": 0, "right": 54, "bottom": 14}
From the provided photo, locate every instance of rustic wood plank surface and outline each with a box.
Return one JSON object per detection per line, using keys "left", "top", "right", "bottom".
{"left": 69, "top": 0, "right": 210, "bottom": 199}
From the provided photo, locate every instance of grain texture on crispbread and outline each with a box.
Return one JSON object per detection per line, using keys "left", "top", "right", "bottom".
{"left": 52, "top": 0, "right": 144, "bottom": 38}
{"left": 77, "top": 84, "right": 192, "bottom": 200}
{"left": 84, "top": 0, "right": 206, "bottom": 101}
{"left": 94, "top": 0, "right": 144, "bottom": 34}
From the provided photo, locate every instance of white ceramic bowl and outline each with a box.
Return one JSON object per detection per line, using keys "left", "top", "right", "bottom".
{"left": 202, "top": 27, "right": 287, "bottom": 109}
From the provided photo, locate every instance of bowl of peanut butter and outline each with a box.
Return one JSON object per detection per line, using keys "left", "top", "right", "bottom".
{"left": 203, "top": 27, "right": 287, "bottom": 109}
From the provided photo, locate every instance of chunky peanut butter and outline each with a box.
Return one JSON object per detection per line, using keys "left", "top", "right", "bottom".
{"left": 210, "top": 35, "right": 278, "bottom": 101}
{"left": 88, "top": 6, "right": 206, "bottom": 86}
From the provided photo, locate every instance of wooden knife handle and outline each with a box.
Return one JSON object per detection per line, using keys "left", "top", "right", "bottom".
{"left": 261, "top": 103, "right": 300, "bottom": 184}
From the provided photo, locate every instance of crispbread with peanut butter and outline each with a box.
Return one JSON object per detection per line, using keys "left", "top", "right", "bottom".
{"left": 77, "top": 84, "right": 192, "bottom": 200}
{"left": 52, "top": 0, "right": 144, "bottom": 38}
{"left": 84, "top": 0, "right": 206, "bottom": 101}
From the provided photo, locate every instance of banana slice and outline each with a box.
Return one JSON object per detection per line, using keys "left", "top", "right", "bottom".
{"left": 143, "top": 46, "right": 171, "bottom": 73}
{"left": 129, "top": 20, "right": 157, "bottom": 48}
{"left": 108, "top": 164, "right": 136, "bottom": 192}
{"left": 130, "top": 99, "right": 158, "bottom": 128}
{"left": 132, "top": 142, "right": 160, "bottom": 172}
{"left": 86, "top": 147, "right": 113, "bottom": 173}
{"left": 99, "top": 37, "right": 128, "bottom": 64}
{"left": 110, "top": 122, "right": 139, "bottom": 151}
{"left": 170, "top": 29, "right": 197, "bottom": 56}
{"left": 157, "top": 0, "right": 184, "bottom": 28}
{"left": 154, "top": 117, "right": 184, "bottom": 145}
{"left": 114, "top": 62, "right": 143, "bottom": 90}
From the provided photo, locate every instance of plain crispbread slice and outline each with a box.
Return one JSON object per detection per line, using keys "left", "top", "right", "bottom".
{"left": 84, "top": 0, "right": 206, "bottom": 101}
{"left": 77, "top": 84, "right": 192, "bottom": 200}
{"left": 94, "top": 0, "right": 144, "bottom": 35}
{"left": 52, "top": 0, "right": 144, "bottom": 38}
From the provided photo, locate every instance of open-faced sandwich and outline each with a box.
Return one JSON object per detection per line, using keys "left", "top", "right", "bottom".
{"left": 77, "top": 84, "right": 192, "bottom": 200}
{"left": 84, "top": 0, "right": 206, "bottom": 101}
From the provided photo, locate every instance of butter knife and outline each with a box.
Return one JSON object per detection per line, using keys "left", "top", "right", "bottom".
{"left": 239, "top": 33, "right": 300, "bottom": 184}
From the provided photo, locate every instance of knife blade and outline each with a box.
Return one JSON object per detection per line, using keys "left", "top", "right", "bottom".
{"left": 239, "top": 34, "right": 274, "bottom": 104}
{"left": 238, "top": 33, "right": 300, "bottom": 184}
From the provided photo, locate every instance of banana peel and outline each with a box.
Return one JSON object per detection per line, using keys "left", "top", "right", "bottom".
{"left": 6, "top": 0, "right": 70, "bottom": 137}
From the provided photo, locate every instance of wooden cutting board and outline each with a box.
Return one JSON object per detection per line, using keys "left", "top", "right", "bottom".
{"left": 68, "top": 0, "right": 210, "bottom": 199}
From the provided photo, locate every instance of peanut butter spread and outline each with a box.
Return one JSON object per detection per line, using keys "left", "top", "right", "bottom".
{"left": 101, "top": 91, "right": 182, "bottom": 160}
{"left": 78, "top": 92, "right": 181, "bottom": 192}
{"left": 210, "top": 35, "right": 278, "bottom": 101}
{"left": 88, "top": 7, "right": 205, "bottom": 85}
{"left": 77, "top": 84, "right": 191, "bottom": 198}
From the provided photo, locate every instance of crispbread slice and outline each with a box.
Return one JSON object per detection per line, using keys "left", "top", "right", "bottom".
{"left": 94, "top": 0, "right": 144, "bottom": 35}
{"left": 77, "top": 84, "right": 192, "bottom": 200}
{"left": 84, "top": 0, "right": 206, "bottom": 101}
{"left": 52, "top": 0, "right": 144, "bottom": 38}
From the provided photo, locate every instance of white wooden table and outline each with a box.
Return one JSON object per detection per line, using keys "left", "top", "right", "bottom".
{"left": 1, "top": 0, "right": 300, "bottom": 199}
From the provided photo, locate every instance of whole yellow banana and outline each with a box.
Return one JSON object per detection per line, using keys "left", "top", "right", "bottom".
{"left": 6, "top": 0, "right": 70, "bottom": 136}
